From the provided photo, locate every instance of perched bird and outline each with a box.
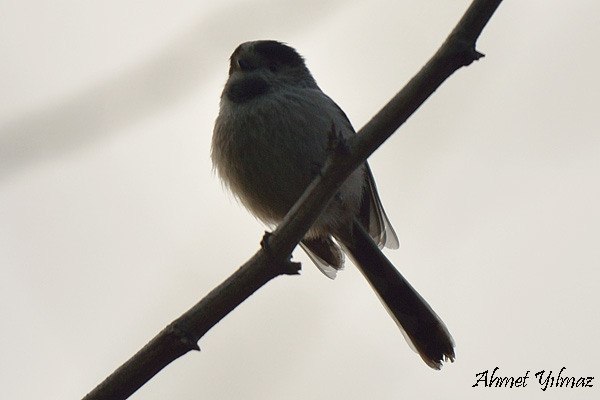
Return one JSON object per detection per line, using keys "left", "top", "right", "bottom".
{"left": 212, "top": 40, "right": 454, "bottom": 369}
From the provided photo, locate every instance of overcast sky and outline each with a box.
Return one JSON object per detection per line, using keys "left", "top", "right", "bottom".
{"left": 1, "top": 1, "right": 599, "bottom": 399}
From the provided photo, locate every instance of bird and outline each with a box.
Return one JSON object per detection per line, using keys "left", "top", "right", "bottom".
{"left": 211, "top": 40, "right": 454, "bottom": 369}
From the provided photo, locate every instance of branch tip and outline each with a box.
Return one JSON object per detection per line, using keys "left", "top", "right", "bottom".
{"left": 260, "top": 231, "right": 273, "bottom": 254}
{"left": 169, "top": 323, "right": 202, "bottom": 352}
{"left": 260, "top": 231, "right": 301, "bottom": 276}
{"left": 282, "top": 260, "right": 302, "bottom": 276}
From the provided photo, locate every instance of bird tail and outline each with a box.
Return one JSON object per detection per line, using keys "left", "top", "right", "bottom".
{"left": 339, "top": 219, "right": 455, "bottom": 370}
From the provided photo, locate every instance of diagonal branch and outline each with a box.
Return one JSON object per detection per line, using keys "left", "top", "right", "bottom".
{"left": 82, "top": 1, "right": 503, "bottom": 399}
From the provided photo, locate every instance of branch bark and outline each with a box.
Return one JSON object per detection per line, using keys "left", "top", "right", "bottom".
{"left": 83, "top": 1, "right": 502, "bottom": 398}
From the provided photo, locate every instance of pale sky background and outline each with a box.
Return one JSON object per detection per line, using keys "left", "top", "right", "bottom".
{"left": 1, "top": 1, "right": 599, "bottom": 399}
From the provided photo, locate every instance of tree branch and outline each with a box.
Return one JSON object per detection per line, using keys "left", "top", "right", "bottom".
{"left": 82, "top": 1, "right": 502, "bottom": 398}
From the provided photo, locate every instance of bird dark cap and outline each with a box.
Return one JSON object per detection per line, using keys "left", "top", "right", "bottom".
{"left": 233, "top": 41, "right": 305, "bottom": 69}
